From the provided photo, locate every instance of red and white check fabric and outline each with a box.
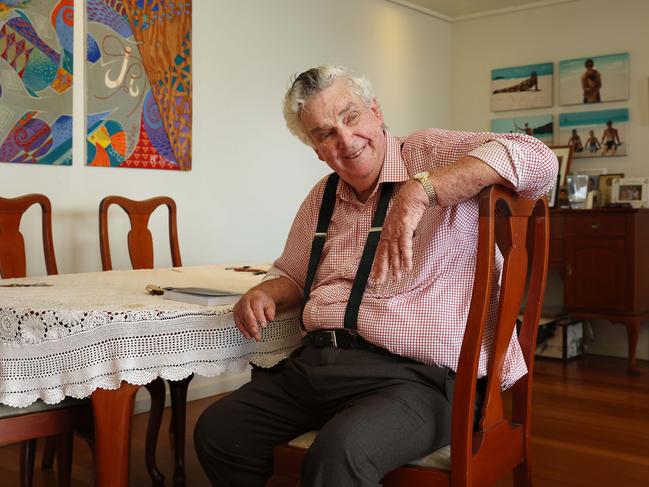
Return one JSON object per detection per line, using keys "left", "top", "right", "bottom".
{"left": 268, "top": 129, "right": 557, "bottom": 388}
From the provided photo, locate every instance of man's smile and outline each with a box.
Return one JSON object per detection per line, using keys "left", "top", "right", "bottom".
{"left": 344, "top": 144, "right": 366, "bottom": 160}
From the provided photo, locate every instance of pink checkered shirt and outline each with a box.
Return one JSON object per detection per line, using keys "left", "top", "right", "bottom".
{"left": 268, "top": 129, "right": 557, "bottom": 388}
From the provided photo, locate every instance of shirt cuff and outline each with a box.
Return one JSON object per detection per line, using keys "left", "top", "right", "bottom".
{"left": 468, "top": 139, "right": 519, "bottom": 188}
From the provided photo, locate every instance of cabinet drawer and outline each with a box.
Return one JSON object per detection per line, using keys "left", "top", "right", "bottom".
{"left": 564, "top": 215, "right": 626, "bottom": 237}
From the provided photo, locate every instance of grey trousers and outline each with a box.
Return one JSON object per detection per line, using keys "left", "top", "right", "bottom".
{"left": 194, "top": 345, "right": 455, "bottom": 487}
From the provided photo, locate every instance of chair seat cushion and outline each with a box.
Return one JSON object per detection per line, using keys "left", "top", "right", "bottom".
{"left": 288, "top": 430, "right": 451, "bottom": 470}
{"left": 0, "top": 397, "right": 90, "bottom": 420}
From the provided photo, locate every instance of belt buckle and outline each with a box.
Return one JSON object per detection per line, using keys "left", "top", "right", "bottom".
{"left": 325, "top": 330, "right": 338, "bottom": 347}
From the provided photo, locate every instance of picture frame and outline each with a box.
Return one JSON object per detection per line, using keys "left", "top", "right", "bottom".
{"left": 549, "top": 145, "right": 573, "bottom": 187}
{"left": 491, "top": 62, "right": 553, "bottom": 112}
{"left": 597, "top": 173, "right": 624, "bottom": 207}
{"left": 559, "top": 108, "right": 629, "bottom": 158}
{"left": 611, "top": 177, "right": 649, "bottom": 208}
{"left": 559, "top": 53, "right": 629, "bottom": 106}
{"left": 548, "top": 173, "right": 561, "bottom": 208}
{"left": 491, "top": 114, "right": 553, "bottom": 144}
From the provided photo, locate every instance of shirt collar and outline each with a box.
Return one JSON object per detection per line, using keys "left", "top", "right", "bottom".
{"left": 337, "top": 131, "right": 410, "bottom": 203}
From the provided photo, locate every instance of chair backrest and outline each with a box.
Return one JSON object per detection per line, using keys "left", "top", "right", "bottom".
{"left": 99, "top": 196, "right": 182, "bottom": 271}
{"left": 449, "top": 185, "right": 549, "bottom": 486}
{"left": 0, "top": 194, "right": 58, "bottom": 278}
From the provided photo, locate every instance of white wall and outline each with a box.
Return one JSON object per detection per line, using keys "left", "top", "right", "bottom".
{"left": 1, "top": 0, "right": 451, "bottom": 276}
{"left": 4, "top": 0, "right": 644, "bottom": 403}
{"left": 449, "top": 0, "right": 649, "bottom": 360}
{"left": 0, "top": 0, "right": 451, "bottom": 406}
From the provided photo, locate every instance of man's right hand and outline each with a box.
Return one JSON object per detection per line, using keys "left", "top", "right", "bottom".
{"left": 233, "top": 288, "right": 277, "bottom": 341}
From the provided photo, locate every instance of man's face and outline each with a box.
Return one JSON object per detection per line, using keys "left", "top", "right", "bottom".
{"left": 299, "top": 79, "right": 386, "bottom": 200}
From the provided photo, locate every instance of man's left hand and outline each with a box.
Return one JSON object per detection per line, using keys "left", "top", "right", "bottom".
{"left": 372, "top": 179, "right": 428, "bottom": 283}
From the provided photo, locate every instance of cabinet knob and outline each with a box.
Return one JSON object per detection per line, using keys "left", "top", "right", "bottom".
{"left": 591, "top": 222, "right": 601, "bottom": 230}
{"left": 567, "top": 264, "right": 572, "bottom": 277}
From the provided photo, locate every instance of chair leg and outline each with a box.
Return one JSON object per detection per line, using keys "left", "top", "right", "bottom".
{"left": 169, "top": 374, "right": 193, "bottom": 487}
{"left": 42, "top": 437, "right": 56, "bottom": 469}
{"left": 55, "top": 433, "right": 74, "bottom": 487}
{"left": 513, "top": 460, "right": 533, "bottom": 487}
{"left": 80, "top": 434, "right": 96, "bottom": 487}
{"left": 19, "top": 439, "right": 36, "bottom": 487}
{"left": 144, "top": 377, "right": 166, "bottom": 487}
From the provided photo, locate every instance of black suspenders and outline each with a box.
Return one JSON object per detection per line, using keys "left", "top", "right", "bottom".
{"left": 300, "top": 172, "right": 394, "bottom": 331}
{"left": 300, "top": 173, "right": 340, "bottom": 328}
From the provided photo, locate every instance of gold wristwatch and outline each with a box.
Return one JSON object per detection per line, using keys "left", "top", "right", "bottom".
{"left": 412, "top": 171, "right": 438, "bottom": 207}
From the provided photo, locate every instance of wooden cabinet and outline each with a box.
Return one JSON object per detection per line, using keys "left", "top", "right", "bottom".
{"left": 550, "top": 208, "right": 649, "bottom": 373}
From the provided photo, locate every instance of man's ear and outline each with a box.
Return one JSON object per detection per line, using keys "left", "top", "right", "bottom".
{"left": 370, "top": 98, "right": 384, "bottom": 124}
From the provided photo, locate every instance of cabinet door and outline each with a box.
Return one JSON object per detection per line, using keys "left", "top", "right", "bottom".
{"left": 564, "top": 238, "right": 630, "bottom": 313}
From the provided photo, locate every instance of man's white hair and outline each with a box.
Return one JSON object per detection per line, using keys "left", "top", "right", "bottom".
{"left": 283, "top": 65, "right": 376, "bottom": 146}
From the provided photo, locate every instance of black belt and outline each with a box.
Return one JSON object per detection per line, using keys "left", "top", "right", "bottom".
{"left": 302, "top": 329, "right": 393, "bottom": 356}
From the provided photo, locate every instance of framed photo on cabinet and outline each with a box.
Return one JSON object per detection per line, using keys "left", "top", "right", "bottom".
{"left": 612, "top": 178, "right": 649, "bottom": 208}
{"left": 598, "top": 173, "right": 624, "bottom": 207}
{"left": 549, "top": 145, "right": 573, "bottom": 188}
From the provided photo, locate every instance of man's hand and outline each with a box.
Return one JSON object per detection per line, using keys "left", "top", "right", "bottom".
{"left": 231, "top": 276, "right": 302, "bottom": 341}
{"left": 372, "top": 179, "right": 428, "bottom": 283}
{"left": 233, "top": 288, "right": 277, "bottom": 341}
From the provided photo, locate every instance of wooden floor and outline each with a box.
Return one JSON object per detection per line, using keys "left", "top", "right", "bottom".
{"left": 0, "top": 354, "right": 647, "bottom": 486}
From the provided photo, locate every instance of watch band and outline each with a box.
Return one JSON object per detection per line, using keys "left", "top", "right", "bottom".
{"left": 412, "top": 171, "right": 438, "bottom": 207}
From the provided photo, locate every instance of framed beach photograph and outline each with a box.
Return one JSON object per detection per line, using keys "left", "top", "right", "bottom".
{"left": 491, "top": 62, "right": 553, "bottom": 112}
{"left": 549, "top": 145, "right": 573, "bottom": 188}
{"left": 491, "top": 114, "right": 553, "bottom": 144}
{"left": 559, "top": 108, "right": 629, "bottom": 158}
{"left": 559, "top": 53, "right": 629, "bottom": 106}
{"left": 611, "top": 177, "right": 649, "bottom": 208}
{"left": 598, "top": 173, "right": 624, "bottom": 207}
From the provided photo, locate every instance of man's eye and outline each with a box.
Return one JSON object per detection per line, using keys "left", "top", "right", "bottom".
{"left": 320, "top": 132, "right": 333, "bottom": 141}
{"left": 347, "top": 112, "right": 359, "bottom": 124}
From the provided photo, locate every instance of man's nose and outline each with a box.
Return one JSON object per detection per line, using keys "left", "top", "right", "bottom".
{"left": 338, "top": 126, "right": 354, "bottom": 148}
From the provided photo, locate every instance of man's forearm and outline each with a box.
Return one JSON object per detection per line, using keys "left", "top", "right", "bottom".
{"left": 254, "top": 275, "right": 303, "bottom": 312}
{"left": 430, "top": 155, "right": 511, "bottom": 207}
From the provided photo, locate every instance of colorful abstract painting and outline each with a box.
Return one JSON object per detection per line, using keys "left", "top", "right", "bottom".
{"left": 86, "top": 0, "right": 192, "bottom": 170}
{"left": 0, "top": 0, "right": 73, "bottom": 165}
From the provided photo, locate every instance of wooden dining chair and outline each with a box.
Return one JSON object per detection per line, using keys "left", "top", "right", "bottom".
{"left": 99, "top": 195, "right": 189, "bottom": 486}
{"left": 0, "top": 193, "right": 57, "bottom": 278}
{"left": 267, "top": 186, "right": 550, "bottom": 487}
{"left": 0, "top": 194, "right": 93, "bottom": 487}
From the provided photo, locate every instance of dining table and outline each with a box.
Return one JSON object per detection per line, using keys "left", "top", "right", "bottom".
{"left": 0, "top": 264, "right": 302, "bottom": 486}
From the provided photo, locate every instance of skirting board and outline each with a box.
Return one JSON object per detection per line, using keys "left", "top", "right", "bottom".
{"left": 133, "top": 368, "right": 252, "bottom": 415}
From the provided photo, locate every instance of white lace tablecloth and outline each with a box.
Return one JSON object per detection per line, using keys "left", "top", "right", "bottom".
{"left": 0, "top": 265, "right": 302, "bottom": 408}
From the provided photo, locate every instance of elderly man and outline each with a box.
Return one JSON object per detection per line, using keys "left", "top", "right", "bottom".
{"left": 194, "top": 65, "right": 557, "bottom": 487}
